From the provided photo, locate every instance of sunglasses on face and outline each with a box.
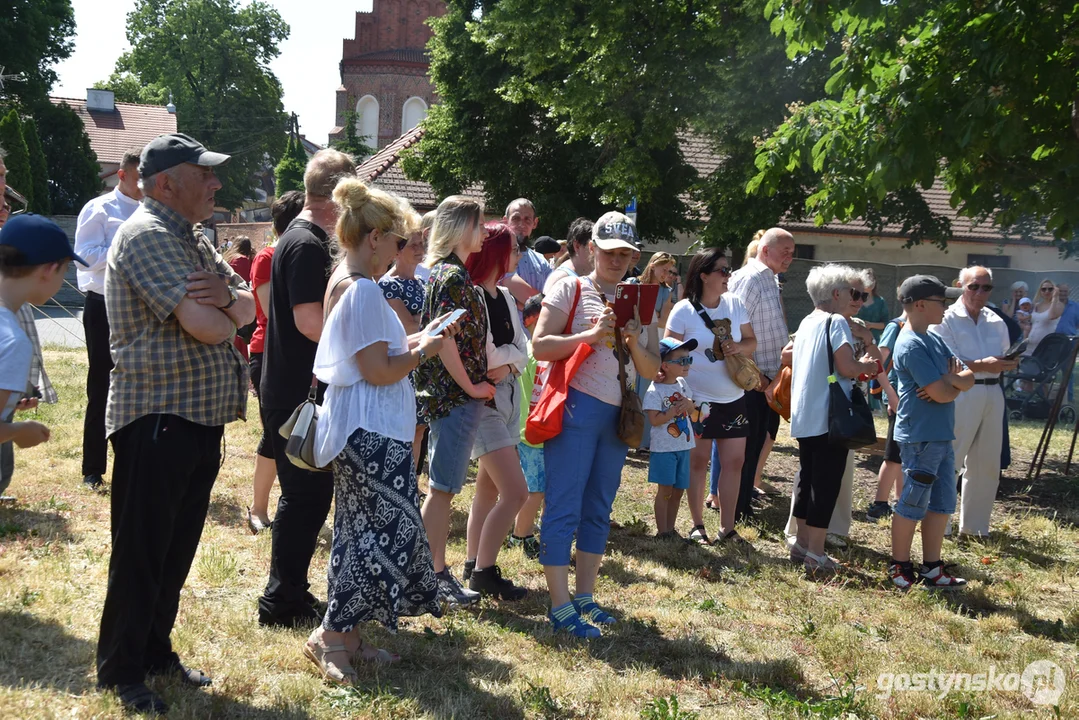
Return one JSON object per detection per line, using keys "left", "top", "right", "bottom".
{"left": 708, "top": 265, "right": 731, "bottom": 277}
{"left": 1040, "top": 287, "right": 1053, "bottom": 293}
{"left": 849, "top": 289, "right": 869, "bottom": 302}
{"left": 385, "top": 230, "right": 408, "bottom": 251}
{"left": 664, "top": 356, "right": 693, "bottom": 367}
{"left": 967, "top": 283, "right": 994, "bottom": 293}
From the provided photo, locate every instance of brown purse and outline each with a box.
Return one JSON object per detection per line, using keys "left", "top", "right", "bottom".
{"left": 614, "top": 326, "right": 645, "bottom": 448}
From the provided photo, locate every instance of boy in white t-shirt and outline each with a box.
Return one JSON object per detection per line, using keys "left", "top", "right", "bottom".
{"left": 0, "top": 214, "right": 87, "bottom": 496}
{"left": 643, "top": 337, "right": 698, "bottom": 539}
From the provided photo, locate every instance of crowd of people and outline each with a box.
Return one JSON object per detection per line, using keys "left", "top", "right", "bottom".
{"left": 0, "top": 132, "right": 1073, "bottom": 713}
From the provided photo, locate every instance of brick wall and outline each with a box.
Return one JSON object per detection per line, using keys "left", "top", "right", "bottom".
{"left": 333, "top": 68, "right": 436, "bottom": 146}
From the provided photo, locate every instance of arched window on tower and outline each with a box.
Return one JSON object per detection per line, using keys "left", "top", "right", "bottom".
{"left": 402, "top": 97, "right": 428, "bottom": 134}
{"left": 355, "top": 95, "right": 379, "bottom": 148}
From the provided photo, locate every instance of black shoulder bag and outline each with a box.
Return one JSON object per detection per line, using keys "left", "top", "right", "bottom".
{"left": 825, "top": 315, "right": 877, "bottom": 449}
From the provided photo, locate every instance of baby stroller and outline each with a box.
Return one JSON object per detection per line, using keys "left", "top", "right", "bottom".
{"left": 1003, "top": 333, "right": 1079, "bottom": 426}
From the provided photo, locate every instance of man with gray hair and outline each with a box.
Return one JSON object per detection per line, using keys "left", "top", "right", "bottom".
{"left": 75, "top": 147, "right": 144, "bottom": 492}
{"left": 258, "top": 148, "right": 356, "bottom": 628}
{"left": 728, "top": 227, "right": 795, "bottom": 521}
{"left": 930, "top": 266, "right": 1018, "bottom": 536}
{"left": 97, "top": 133, "right": 254, "bottom": 714}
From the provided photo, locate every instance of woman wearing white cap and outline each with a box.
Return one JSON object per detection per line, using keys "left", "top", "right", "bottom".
{"left": 532, "top": 211, "right": 659, "bottom": 638}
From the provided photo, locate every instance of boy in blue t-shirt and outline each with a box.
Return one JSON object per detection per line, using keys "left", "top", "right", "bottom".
{"left": 0, "top": 215, "right": 86, "bottom": 496}
{"left": 889, "top": 275, "right": 973, "bottom": 590}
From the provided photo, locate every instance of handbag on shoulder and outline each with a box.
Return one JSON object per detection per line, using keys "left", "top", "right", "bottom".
{"left": 691, "top": 300, "right": 762, "bottom": 391}
{"left": 614, "top": 325, "right": 645, "bottom": 448}
{"left": 824, "top": 315, "right": 877, "bottom": 449}
{"left": 525, "top": 279, "right": 594, "bottom": 444}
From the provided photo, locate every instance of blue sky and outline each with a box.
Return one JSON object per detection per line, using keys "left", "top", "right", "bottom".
{"left": 53, "top": 0, "right": 374, "bottom": 146}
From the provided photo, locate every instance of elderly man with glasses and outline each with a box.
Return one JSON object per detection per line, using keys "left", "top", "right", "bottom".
{"left": 929, "top": 266, "right": 1019, "bottom": 537}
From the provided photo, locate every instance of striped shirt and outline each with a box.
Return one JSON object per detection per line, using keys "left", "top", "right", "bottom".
{"left": 104, "top": 197, "right": 249, "bottom": 436}
{"left": 728, "top": 257, "right": 788, "bottom": 378}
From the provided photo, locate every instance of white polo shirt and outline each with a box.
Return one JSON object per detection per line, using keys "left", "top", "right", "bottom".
{"left": 74, "top": 188, "right": 141, "bottom": 293}
{"left": 929, "top": 302, "right": 1009, "bottom": 380}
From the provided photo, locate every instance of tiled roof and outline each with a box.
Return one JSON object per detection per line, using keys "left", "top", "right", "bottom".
{"left": 679, "top": 132, "right": 723, "bottom": 178}
{"left": 780, "top": 182, "right": 1054, "bottom": 244}
{"left": 356, "top": 125, "right": 483, "bottom": 210}
{"left": 49, "top": 97, "right": 177, "bottom": 167}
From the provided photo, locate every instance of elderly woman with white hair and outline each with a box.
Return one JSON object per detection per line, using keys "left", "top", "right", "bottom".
{"left": 1001, "top": 280, "right": 1029, "bottom": 319}
{"left": 788, "top": 264, "right": 882, "bottom": 573}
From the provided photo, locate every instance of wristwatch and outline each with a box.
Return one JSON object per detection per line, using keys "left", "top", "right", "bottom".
{"left": 221, "top": 284, "right": 238, "bottom": 310}
{"left": 417, "top": 346, "right": 429, "bottom": 363}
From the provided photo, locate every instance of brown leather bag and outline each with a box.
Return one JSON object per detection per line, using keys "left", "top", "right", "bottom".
{"left": 614, "top": 326, "right": 645, "bottom": 448}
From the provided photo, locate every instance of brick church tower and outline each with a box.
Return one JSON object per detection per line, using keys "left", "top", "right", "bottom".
{"left": 329, "top": 0, "right": 446, "bottom": 149}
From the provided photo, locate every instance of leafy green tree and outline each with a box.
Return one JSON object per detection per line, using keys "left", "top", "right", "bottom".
{"left": 21, "top": 117, "right": 51, "bottom": 214}
{"left": 0, "top": 110, "right": 34, "bottom": 208}
{"left": 33, "top": 100, "right": 103, "bottom": 214}
{"left": 0, "top": 1, "right": 75, "bottom": 109}
{"left": 331, "top": 108, "right": 377, "bottom": 160}
{"left": 406, "top": 0, "right": 833, "bottom": 248}
{"left": 93, "top": 75, "right": 170, "bottom": 106}
{"left": 98, "top": 0, "right": 290, "bottom": 209}
{"left": 749, "top": 0, "right": 1079, "bottom": 249}
{"left": 274, "top": 134, "right": 305, "bottom": 194}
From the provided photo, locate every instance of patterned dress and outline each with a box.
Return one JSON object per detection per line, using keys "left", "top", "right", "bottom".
{"left": 324, "top": 427, "right": 442, "bottom": 632}
{"left": 378, "top": 275, "right": 426, "bottom": 316}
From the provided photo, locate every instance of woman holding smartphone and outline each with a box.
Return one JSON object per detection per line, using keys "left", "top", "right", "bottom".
{"left": 413, "top": 196, "right": 495, "bottom": 608}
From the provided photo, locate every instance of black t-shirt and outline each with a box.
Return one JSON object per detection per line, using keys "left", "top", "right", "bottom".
{"left": 259, "top": 219, "right": 333, "bottom": 409}
{"left": 485, "top": 288, "right": 514, "bottom": 347}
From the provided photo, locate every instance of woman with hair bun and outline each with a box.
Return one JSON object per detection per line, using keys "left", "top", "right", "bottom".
{"left": 302, "top": 178, "right": 454, "bottom": 685}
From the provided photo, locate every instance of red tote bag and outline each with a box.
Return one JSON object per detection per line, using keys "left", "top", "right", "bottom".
{"left": 525, "top": 279, "right": 594, "bottom": 445}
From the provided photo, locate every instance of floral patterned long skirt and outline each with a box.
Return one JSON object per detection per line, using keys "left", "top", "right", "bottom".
{"left": 323, "top": 427, "right": 442, "bottom": 632}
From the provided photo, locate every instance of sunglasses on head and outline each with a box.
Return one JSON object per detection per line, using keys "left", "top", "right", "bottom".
{"left": 967, "top": 283, "right": 994, "bottom": 293}
{"left": 663, "top": 356, "right": 693, "bottom": 367}
{"left": 848, "top": 289, "right": 869, "bottom": 302}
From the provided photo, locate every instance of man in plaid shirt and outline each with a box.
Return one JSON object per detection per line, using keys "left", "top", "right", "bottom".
{"left": 728, "top": 228, "right": 794, "bottom": 521}
{"left": 96, "top": 134, "right": 255, "bottom": 716}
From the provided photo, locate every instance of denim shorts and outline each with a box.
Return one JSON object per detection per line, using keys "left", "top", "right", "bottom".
{"left": 518, "top": 442, "right": 546, "bottom": 493}
{"left": 895, "top": 440, "right": 957, "bottom": 522}
{"left": 648, "top": 450, "right": 690, "bottom": 490}
{"left": 471, "top": 376, "right": 521, "bottom": 460}
{"left": 428, "top": 399, "right": 485, "bottom": 495}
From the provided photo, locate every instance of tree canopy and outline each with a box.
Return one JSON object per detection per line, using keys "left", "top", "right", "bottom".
{"left": 0, "top": 1, "right": 76, "bottom": 109}
{"left": 274, "top": 133, "right": 306, "bottom": 195}
{"left": 0, "top": 111, "right": 34, "bottom": 207}
{"left": 99, "top": 0, "right": 290, "bottom": 210}
{"left": 405, "top": 0, "right": 834, "bottom": 248}
{"left": 749, "top": 0, "right": 1079, "bottom": 250}
{"left": 22, "top": 117, "right": 51, "bottom": 214}
{"left": 36, "top": 100, "right": 103, "bottom": 214}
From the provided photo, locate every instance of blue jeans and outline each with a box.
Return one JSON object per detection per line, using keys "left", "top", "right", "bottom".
{"left": 428, "top": 399, "right": 485, "bottom": 495}
{"left": 895, "top": 441, "right": 957, "bottom": 522}
{"left": 540, "top": 388, "right": 628, "bottom": 565}
{"left": 709, "top": 441, "right": 721, "bottom": 496}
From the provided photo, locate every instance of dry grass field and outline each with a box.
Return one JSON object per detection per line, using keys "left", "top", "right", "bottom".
{"left": 0, "top": 348, "right": 1076, "bottom": 719}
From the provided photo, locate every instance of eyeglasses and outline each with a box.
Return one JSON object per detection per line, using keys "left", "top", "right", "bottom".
{"left": 663, "top": 356, "right": 693, "bottom": 367}
{"left": 849, "top": 289, "right": 870, "bottom": 302}
{"left": 924, "top": 297, "right": 948, "bottom": 305}
{"left": 967, "top": 283, "right": 994, "bottom": 293}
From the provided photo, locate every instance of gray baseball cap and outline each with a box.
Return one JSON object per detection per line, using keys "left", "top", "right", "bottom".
{"left": 139, "top": 133, "right": 230, "bottom": 177}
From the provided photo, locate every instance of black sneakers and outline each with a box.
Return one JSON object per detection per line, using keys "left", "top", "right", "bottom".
{"left": 468, "top": 564, "right": 528, "bottom": 600}
{"left": 865, "top": 501, "right": 893, "bottom": 520}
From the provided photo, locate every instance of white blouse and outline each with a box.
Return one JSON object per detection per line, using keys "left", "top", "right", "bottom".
{"left": 313, "top": 279, "right": 417, "bottom": 467}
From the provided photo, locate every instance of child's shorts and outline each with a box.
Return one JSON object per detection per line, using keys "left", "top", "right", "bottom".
{"left": 518, "top": 442, "right": 546, "bottom": 493}
{"left": 648, "top": 449, "right": 691, "bottom": 490}
{"left": 895, "top": 441, "right": 957, "bottom": 522}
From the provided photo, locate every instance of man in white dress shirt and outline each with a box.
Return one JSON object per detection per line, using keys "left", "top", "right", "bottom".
{"left": 930, "top": 266, "right": 1018, "bottom": 536}
{"left": 74, "top": 148, "right": 143, "bottom": 491}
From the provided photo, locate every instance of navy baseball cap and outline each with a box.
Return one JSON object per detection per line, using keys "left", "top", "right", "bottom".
{"left": 0, "top": 214, "right": 87, "bottom": 266}
{"left": 139, "top": 133, "right": 230, "bottom": 178}
{"left": 659, "top": 337, "right": 697, "bottom": 359}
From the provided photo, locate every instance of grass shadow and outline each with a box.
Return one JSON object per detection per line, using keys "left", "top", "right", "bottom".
{"left": 0, "top": 505, "right": 74, "bottom": 543}
{"left": 0, "top": 610, "right": 95, "bottom": 695}
{"left": 206, "top": 494, "right": 245, "bottom": 530}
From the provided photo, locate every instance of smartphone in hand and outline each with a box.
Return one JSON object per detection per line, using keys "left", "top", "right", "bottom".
{"left": 427, "top": 308, "right": 467, "bottom": 336}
